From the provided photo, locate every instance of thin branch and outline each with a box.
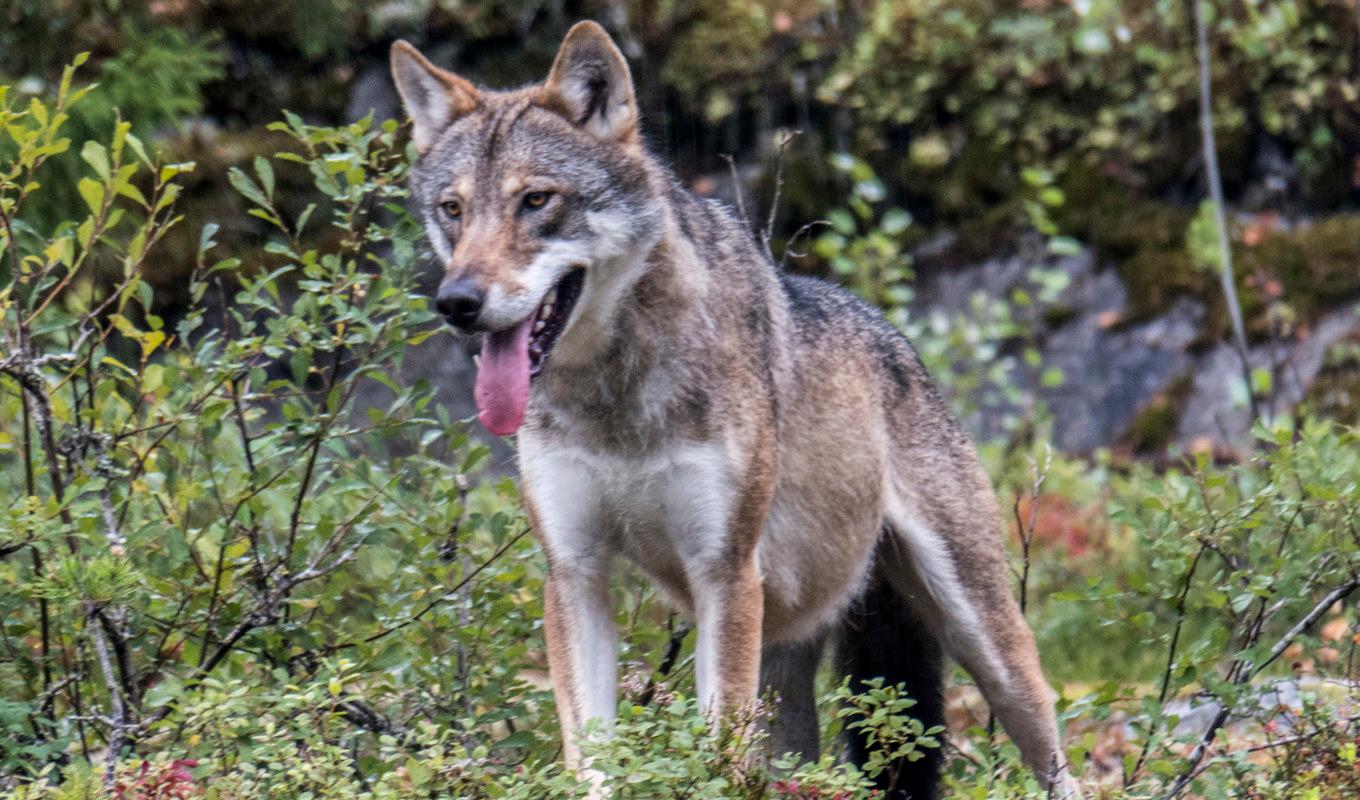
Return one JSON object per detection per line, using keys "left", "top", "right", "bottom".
{"left": 761, "top": 130, "right": 800, "bottom": 259}
{"left": 720, "top": 154, "right": 751, "bottom": 232}
{"left": 1127, "top": 541, "right": 1208, "bottom": 787}
{"left": 88, "top": 609, "right": 130, "bottom": 787}
{"left": 1190, "top": 0, "right": 1260, "bottom": 425}
{"left": 1247, "top": 578, "right": 1360, "bottom": 680}
{"left": 1163, "top": 578, "right": 1360, "bottom": 798}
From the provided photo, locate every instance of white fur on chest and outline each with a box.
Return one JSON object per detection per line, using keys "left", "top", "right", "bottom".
{"left": 519, "top": 434, "right": 737, "bottom": 604}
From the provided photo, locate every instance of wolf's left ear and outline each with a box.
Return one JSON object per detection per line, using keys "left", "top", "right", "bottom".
{"left": 390, "top": 40, "right": 480, "bottom": 153}
{"left": 538, "top": 21, "right": 638, "bottom": 141}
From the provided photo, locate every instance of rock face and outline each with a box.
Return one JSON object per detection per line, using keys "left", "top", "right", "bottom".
{"left": 1035, "top": 293, "right": 1204, "bottom": 453}
{"left": 913, "top": 240, "right": 1360, "bottom": 454}
{"left": 1175, "top": 306, "right": 1360, "bottom": 450}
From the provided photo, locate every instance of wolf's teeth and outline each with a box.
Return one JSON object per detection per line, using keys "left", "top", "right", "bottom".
{"left": 473, "top": 354, "right": 481, "bottom": 368}
{"left": 540, "top": 303, "right": 554, "bottom": 320}
{"left": 533, "top": 319, "right": 546, "bottom": 333}
{"left": 546, "top": 288, "right": 558, "bottom": 306}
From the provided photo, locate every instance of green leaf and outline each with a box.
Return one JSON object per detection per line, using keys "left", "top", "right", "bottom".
{"left": 828, "top": 208, "right": 855, "bottom": 235}
{"left": 227, "top": 166, "right": 268, "bottom": 208}
{"left": 116, "top": 181, "right": 148, "bottom": 207}
{"left": 159, "top": 161, "right": 196, "bottom": 183}
{"left": 881, "top": 208, "right": 912, "bottom": 235}
{"left": 80, "top": 140, "right": 110, "bottom": 180}
{"left": 1187, "top": 200, "right": 1222, "bottom": 272}
{"left": 77, "top": 177, "right": 104, "bottom": 215}
{"left": 124, "top": 131, "right": 151, "bottom": 167}
{"left": 255, "top": 155, "right": 275, "bottom": 199}
{"left": 199, "top": 222, "right": 220, "bottom": 257}
{"left": 1250, "top": 367, "right": 1272, "bottom": 395}
{"left": 1048, "top": 236, "right": 1083, "bottom": 256}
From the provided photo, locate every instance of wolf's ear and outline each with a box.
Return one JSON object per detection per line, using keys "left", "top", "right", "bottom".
{"left": 538, "top": 21, "right": 637, "bottom": 141}
{"left": 390, "top": 40, "right": 479, "bottom": 153}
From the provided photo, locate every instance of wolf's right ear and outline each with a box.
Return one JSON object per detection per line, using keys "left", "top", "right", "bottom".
{"left": 390, "top": 40, "right": 479, "bottom": 153}
{"left": 538, "top": 21, "right": 638, "bottom": 141}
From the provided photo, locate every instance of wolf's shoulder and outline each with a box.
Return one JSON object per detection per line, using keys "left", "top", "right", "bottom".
{"left": 777, "top": 272, "right": 936, "bottom": 396}
{"left": 666, "top": 179, "right": 761, "bottom": 251}
{"left": 779, "top": 273, "right": 894, "bottom": 336}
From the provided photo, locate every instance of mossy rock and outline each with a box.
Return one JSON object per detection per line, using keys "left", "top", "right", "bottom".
{"left": 1238, "top": 216, "right": 1360, "bottom": 324}
{"left": 1120, "top": 373, "right": 1195, "bottom": 454}
{"left": 1305, "top": 329, "right": 1360, "bottom": 426}
{"left": 1057, "top": 169, "right": 1360, "bottom": 345}
{"left": 1056, "top": 171, "right": 1216, "bottom": 325}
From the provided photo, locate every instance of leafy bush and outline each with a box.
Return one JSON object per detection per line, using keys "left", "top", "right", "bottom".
{"left": 834, "top": 677, "right": 943, "bottom": 790}
{"left": 0, "top": 58, "right": 541, "bottom": 790}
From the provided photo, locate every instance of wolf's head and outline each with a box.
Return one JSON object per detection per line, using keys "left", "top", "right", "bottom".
{"left": 391, "top": 22, "right": 663, "bottom": 435}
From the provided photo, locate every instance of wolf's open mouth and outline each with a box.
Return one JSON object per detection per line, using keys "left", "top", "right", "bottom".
{"left": 528, "top": 267, "right": 584, "bottom": 377}
{"left": 471, "top": 268, "right": 585, "bottom": 436}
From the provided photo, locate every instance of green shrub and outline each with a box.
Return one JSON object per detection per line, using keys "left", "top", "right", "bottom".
{"left": 818, "top": 0, "right": 1360, "bottom": 218}
{"left": 0, "top": 58, "right": 542, "bottom": 790}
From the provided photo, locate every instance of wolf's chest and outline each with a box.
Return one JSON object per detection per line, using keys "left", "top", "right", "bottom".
{"left": 518, "top": 435, "right": 737, "bottom": 605}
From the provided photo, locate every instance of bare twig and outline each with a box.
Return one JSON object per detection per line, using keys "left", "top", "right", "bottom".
{"left": 779, "top": 220, "right": 832, "bottom": 269}
{"left": 720, "top": 154, "right": 751, "bottom": 233}
{"left": 1012, "top": 448, "right": 1051, "bottom": 616}
{"left": 1190, "top": 0, "right": 1260, "bottom": 425}
{"left": 761, "top": 130, "right": 800, "bottom": 259}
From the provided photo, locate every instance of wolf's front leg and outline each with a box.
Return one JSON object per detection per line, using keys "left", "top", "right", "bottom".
{"left": 543, "top": 567, "right": 617, "bottom": 770}
{"left": 671, "top": 441, "right": 772, "bottom": 718}
{"left": 691, "top": 555, "right": 764, "bottom": 715}
{"left": 520, "top": 438, "right": 616, "bottom": 775}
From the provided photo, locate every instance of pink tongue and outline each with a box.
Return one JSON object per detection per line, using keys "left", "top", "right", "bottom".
{"left": 474, "top": 317, "right": 534, "bottom": 436}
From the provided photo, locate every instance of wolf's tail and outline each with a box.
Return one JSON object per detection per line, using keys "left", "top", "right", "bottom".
{"left": 835, "top": 563, "right": 946, "bottom": 800}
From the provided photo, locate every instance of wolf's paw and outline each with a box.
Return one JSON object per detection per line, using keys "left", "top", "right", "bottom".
{"left": 581, "top": 763, "right": 609, "bottom": 800}
{"left": 1047, "top": 767, "right": 1083, "bottom": 800}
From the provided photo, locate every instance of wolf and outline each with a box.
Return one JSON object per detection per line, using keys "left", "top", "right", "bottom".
{"left": 391, "top": 22, "right": 1080, "bottom": 799}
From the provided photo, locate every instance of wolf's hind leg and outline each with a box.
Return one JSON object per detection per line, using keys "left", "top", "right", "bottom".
{"left": 760, "top": 635, "right": 825, "bottom": 764}
{"left": 880, "top": 492, "right": 1080, "bottom": 798}
{"left": 836, "top": 574, "right": 946, "bottom": 800}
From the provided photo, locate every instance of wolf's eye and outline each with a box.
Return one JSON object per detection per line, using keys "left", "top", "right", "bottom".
{"left": 523, "top": 191, "right": 552, "bottom": 210}
{"left": 440, "top": 200, "right": 462, "bottom": 220}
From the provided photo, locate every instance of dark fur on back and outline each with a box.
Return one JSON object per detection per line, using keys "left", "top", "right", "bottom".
{"left": 837, "top": 564, "right": 947, "bottom": 800}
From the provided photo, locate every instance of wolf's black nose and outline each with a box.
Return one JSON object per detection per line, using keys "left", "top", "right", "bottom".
{"left": 435, "top": 278, "right": 485, "bottom": 329}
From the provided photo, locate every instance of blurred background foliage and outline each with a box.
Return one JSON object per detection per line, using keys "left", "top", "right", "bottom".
{"left": 5, "top": 0, "right": 1360, "bottom": 290}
